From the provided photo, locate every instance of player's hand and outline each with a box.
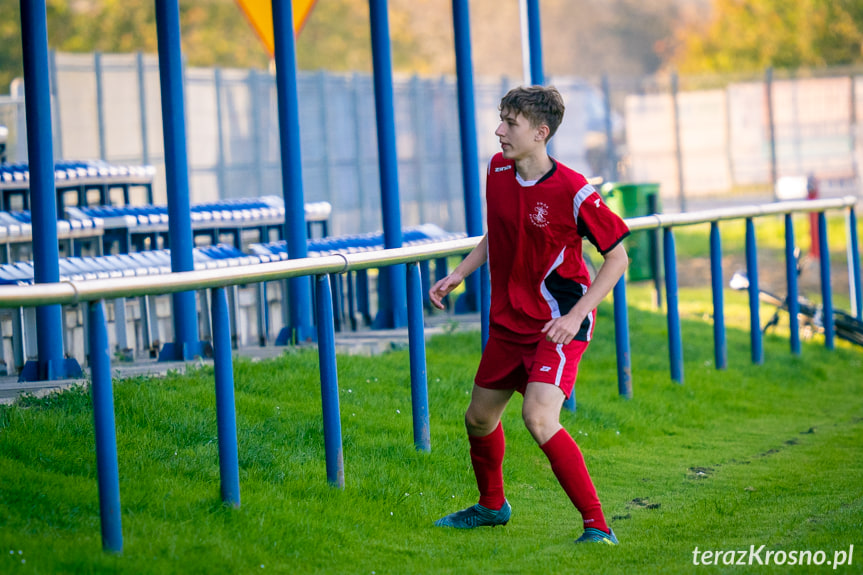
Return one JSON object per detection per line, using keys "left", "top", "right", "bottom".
{"left": 541, "top": 310, "right": 586, "bottom": 345}
{"left": 429, "top": 273, "right": 463, "bottom": 310}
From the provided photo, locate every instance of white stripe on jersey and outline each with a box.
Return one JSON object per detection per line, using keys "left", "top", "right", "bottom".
{"left": 540, "top": 247, "right": 567, "bottom": 318}
{"left": 572, "top": 183, "right": 597, "bottom": 222}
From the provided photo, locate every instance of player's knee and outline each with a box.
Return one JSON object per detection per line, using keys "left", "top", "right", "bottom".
{"left": 464, "top": 408, "right": 494, "bottom": 436}
{"left": 521, "top": 405, "right": 557, "bottom": 442}
{"left": 521, "top": 410, "right": 547, "bottom": 436}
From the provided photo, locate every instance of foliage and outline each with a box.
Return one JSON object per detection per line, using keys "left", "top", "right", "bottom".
{"left": 671, "top": 0, "right": 863, "bottom": 74}
{"left": 0, "top": 0, "right": 691, "bottom": 98}
{"left": 0, "top": 0, "right": 23, "bottom": 93}
{"left": 0, "top": 0, "right": 270, "bottom": 93}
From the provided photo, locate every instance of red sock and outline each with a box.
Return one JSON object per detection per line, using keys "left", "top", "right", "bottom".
{"left": 469, "top": 421, "right": 506, "bottom": 510}
{"left": 540, "top": 428, "right": 609, "bottom": 532}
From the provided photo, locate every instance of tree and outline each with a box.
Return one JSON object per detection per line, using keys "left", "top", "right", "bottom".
{"left": 0, "top": 0, "right": 270, "bottom": 92}
{"left": 295, "top": 0, "right": 423, "bottom": 73}
{"left": 671, "top": 0, "right": 863, "bottom": 74}
{"left": 0, "top": 1, "right": 23, "bottom": 92}
{"left": 0, "top": 0, "right": 691, "bottom": 94}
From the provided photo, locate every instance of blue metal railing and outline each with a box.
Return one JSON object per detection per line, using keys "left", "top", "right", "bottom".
{"left": 0, "top": 197, "right": 859, "bottom": 553}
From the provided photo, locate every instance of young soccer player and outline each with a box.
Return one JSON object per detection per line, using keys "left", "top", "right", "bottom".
{"left": 429, "top": 85, "right": 629, "bottom": 545}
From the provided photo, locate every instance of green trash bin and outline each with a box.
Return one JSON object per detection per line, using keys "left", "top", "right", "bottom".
{"left": 601, "top": 182, "right": 661, "bottom": 281}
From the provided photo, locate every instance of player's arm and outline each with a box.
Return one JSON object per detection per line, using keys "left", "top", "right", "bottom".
{"left": 542, "top": 243, "right": 627, "bottom": 344}
{"left": 429, "top": 234, "right": 488, "bottom": 310}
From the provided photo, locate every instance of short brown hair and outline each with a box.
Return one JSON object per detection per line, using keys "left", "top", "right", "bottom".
{"left": 499, "top": 85, "right": 565, "bottom": 141}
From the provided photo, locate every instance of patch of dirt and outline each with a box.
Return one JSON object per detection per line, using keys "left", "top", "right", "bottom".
{"left": 687, "top": 466, "right": 715, "bottom": 480}
{"left": 627, "top": 497, "right": 661, "bottom": 510}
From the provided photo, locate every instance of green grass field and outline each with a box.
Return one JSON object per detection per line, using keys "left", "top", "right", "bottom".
{"left": 1, "top": 287, "right": 861, "bottom": 574}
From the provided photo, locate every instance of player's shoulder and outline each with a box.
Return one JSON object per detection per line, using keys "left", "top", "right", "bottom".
{"left": 554, "top": 160, "right": 590, "bottom": 186}
{"left": 488, "top": 152, "right": 515, "bottom": 175}
{"left": 552, "top": 160, "right": 596, "bottom": 197}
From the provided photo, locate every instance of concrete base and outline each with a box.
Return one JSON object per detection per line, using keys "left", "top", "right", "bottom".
{"left": 18, "top": 357, "right": 84, "bottom": 383}
{"left": 275, "top": 325, "right": 318, "bottom": 346}
{"left": 158, "top": 340, "right": 212, "bottom": 362}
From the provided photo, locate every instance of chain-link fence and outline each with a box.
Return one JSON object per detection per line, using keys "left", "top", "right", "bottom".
{"left": 612, "top": 68, "right": 863, "bottom": 210}
{"left": 1, "top": 53, "right": 861, "bottom": 232}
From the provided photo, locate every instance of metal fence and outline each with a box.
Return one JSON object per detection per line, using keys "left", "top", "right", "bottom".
{"left": 2, "top": 52, "right": 607, "bottom": 236}
{"left": 2, "top": 55, "right": 863, "bottom": 226}
{"left": 615, "top": 69, "right": 863, "bottom": 208}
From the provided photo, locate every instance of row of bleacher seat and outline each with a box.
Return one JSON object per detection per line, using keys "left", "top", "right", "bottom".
{"left": 1, "top": 160, "right": 157, "bottom": 212}
{"left": 0, "top": 196, "right": 332, "bottom": 263}
{"left": 0, "top": 160, "right": 156, "bottom": 185}
{"left": 0, "top": 223, "right": 464, "bottom": 373}
{"left": 0, "top": 160, "right": 465, "bottom": 372}
{"left": 0, "top": 244, "right": 256, "bottom": 284}
{"left": 66, "top": 196, "right": 332, "bottom": 254}
{"left": 251, "top": 223, "right": 460, "bottom": 258}
{"left": 0, "top": 224, "right": 462, "bottom": 285}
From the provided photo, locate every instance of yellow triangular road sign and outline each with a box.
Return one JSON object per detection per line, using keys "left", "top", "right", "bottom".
{"left": 235, "top": 0, "right": 319, "bottom": 56}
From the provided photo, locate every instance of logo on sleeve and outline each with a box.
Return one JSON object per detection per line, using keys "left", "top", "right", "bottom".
{"left": 529, "top": 202, "right": 550, "bottom": 228}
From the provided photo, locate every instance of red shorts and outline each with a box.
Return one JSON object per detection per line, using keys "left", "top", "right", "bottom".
{"left": 474, "top": 335, "right": 589, "bottom": 399}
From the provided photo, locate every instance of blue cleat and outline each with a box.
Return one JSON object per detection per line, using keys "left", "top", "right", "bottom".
{"left": 434, "top": 500, "right": 512, "bottom": 528}
{"left": 574, "top": 527, "right": 619, "bottom": 545}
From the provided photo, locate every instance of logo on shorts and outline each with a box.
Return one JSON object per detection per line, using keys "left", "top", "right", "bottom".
{"left": 539, "top": 365, "right": 552, "bottom": 372}
{"left": 529, "top": 202, "right": 550, "bottom": 228}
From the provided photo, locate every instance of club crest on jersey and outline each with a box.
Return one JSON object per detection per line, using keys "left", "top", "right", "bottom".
{"left": 529, "top": 202, "right": 550, "bottom": 228}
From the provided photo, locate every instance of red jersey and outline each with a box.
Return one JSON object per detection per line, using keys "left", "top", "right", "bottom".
{"left": 485, "top": 153, "right": 630, "bottom": 343}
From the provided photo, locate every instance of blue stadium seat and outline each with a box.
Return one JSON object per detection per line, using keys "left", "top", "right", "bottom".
{"left": 65, "top": 197, "right": 332, "bottom": 254}
{"left": 0, "top": 160, "right": 156, "bottom": 211}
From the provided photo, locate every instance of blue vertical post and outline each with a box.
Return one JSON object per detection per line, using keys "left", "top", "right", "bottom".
{"left": 846, "top": 207, "right": 861, "bottom": 321}
{"left": 451, "top": 0, "right": 482, "bottom": 314}
{"left": 406, "top": 263, "right": 430, "bottom": 452}
{"left": 369, "top": 0, "right": 407, "bottom": 328}
{"left": 709, "top": 222, "right": 727, "bottom": 369}
{"left": 17, "top": 0, "right": 82, "bottom": 382}
{"left": 211, "top": 287, "right": 240, "bottom": 507}
{"left": 271, "top": 0, "right": 314, "bottom": 344}
{"left": 784, "top": 214, "right": 801, "bottom": 355}
{"left": 664, "top": 227, "right": 684, "bottom": 383}
{"left": 155, "top": 0, "right": 206, "bottom": 361}
{"left": 612, "top": 275, "right": 633, "bottom": 398}
{"left": 818, "top": 212, "right": 834, "bottom": 350}
{"left": 315, "top": 274, "right": 345, "bottom": 488}
{"left": 745, "top": 218, "right": 764, "bottom": 364}
{"left": 89, "top": 301, "right": 123, "bottom": 553}
{"left": 526, "top": 0, "right": 544, "bottom": 84}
